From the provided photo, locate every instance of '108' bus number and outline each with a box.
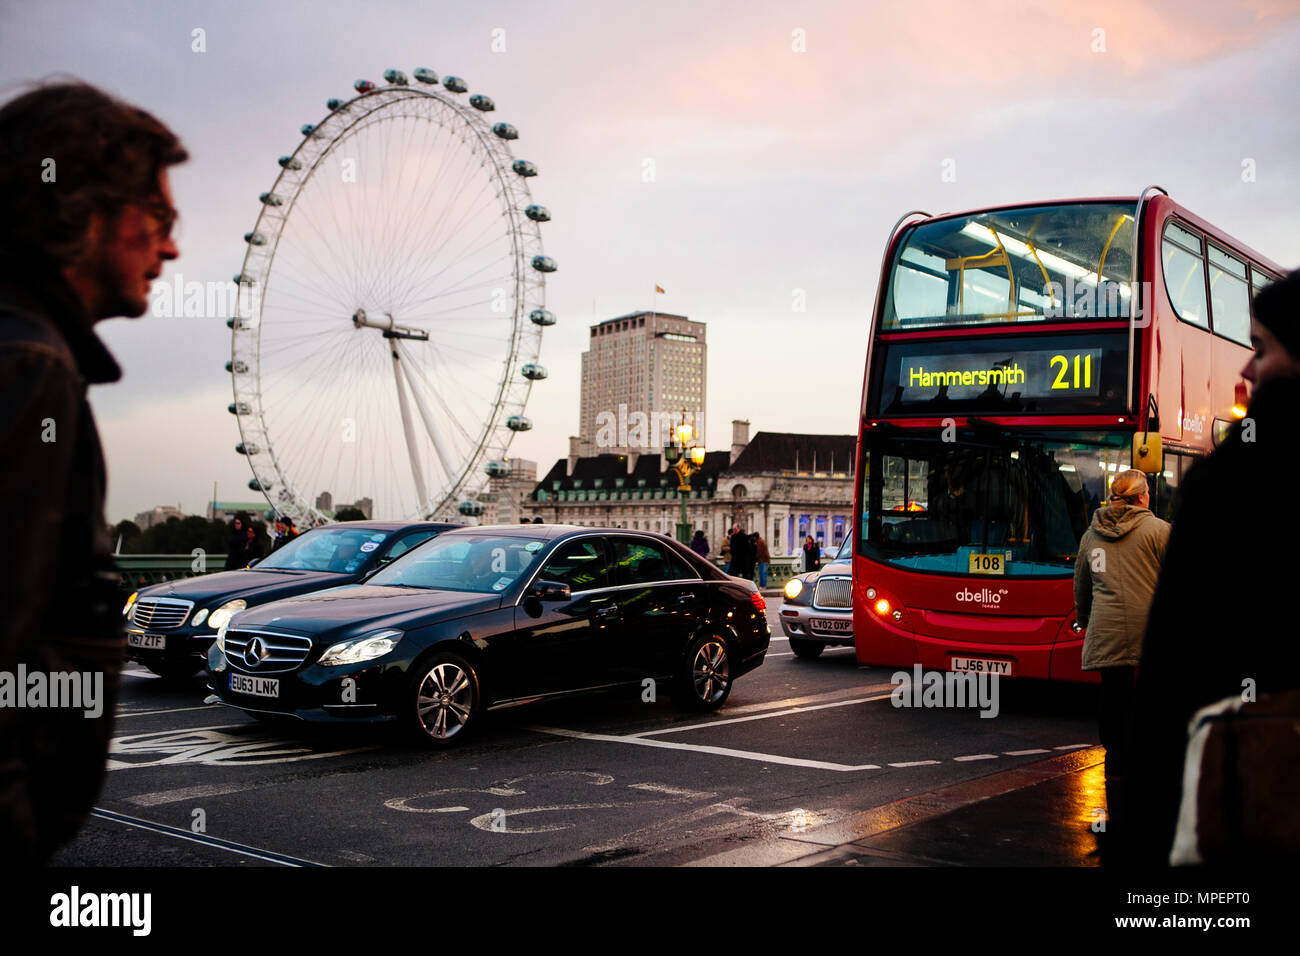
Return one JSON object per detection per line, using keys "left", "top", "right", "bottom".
{"left": 1050, "top": 353, "right": 1092, "bottom": 390}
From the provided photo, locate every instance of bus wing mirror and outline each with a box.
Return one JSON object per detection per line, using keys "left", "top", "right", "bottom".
{"left": 1132, "top": 432, "right": 1162, "bottom": 474}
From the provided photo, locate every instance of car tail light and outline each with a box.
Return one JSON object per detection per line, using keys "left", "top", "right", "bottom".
{"left": 750, "top": 592, "right": 767, "bottom": 613}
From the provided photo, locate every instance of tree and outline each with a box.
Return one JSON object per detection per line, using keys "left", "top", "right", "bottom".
{"left": 335, "top": 507, "right": 366, "bottom": 522}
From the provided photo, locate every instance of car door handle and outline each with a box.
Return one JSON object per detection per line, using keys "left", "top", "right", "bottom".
{"left": 594, "top": 606, "right": 621, "bottom": 620}
{"left": 675, "top": 593, "right": 697, "bottom": 604}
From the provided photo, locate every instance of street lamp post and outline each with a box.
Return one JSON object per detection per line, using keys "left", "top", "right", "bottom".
{"left": 663, "top": 417, "right": 706, "bottom": 544}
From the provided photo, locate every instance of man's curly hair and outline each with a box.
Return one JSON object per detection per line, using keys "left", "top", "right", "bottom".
{"left": 0, "top": 81, "right": 188, "bottom": 273}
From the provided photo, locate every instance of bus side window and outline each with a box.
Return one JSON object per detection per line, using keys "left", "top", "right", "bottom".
{"left": 1150, "top": 451, "right": 1184, "bottom": 521}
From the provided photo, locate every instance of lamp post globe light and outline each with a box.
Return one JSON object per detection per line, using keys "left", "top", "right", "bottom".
{"left": 663, "top": 417, "right": 706, "bottom": 544}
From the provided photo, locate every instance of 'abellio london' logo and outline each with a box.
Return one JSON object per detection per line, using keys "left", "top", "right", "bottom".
{"left": 955, "top": 588, "right": 1009, "bottom": 604}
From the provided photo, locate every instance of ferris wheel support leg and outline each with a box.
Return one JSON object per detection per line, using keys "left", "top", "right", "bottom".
{"left": 391, "top": 348, "right": 430, "bottom": 515}
{"left": 396, "top": 342, "right": 458, "bottom": 487}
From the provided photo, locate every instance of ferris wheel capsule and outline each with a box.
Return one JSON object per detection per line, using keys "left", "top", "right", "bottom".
{"left": 485, "top": 460, "right": 512, "bottom": 478}
{"left": 383, "top": 69, "right": 408, "bottom": 85}
{"left": 413, "top": 67, "right": 439, "bottom": 84}
{"left": 228, "top": 402, "right": 251, "bottom": 415}
{"left": 301, "top": 123, "right": 316, "bottom": 136}
{"left": 259, "top": 192, "right": 283, "bottom": 207}
{"left": 469, "top": 94, "right": 495, "bottom": 111}
{"left": 234, "top": 273, "right": 255, "bottom": 286}
{"left": 278, "top": 156, "right": 303, "bottom": 170}
{"left": 457, "top": 499, "right": 486, "bottom": 517}
{"left": 226, "top": 360, "right": 248, "bottom": 374}
{"left": 326, "top": 98, "right": 344, "bottom": 111}
{"left": 506, "top": 415, "right": 532, "bottom": 432}
{"left": 521, "top": 363, "right": 548, "bottom": 380}
{"left": 524, "top": 204, "right": 550, "bottom": 222}
{"left": 443, "top": 75, "right": 468, "bottom": 93}
{"left": 244, "top": 232, "right": 266, "bottom": 245}
{"left": 235, "top": 442, "right": 260, "bottom": 456}
{"left": 531, "top": 255, "right": 557, "bottom": 273}
{"left": 512, "top": 159, "right": 537, "bottom": 177}
{"left": 248, "top": 478, "right": 272, "bottom": 491}
{"left": 529, "top": 309, "right": 556, "bottom": 326}
{"left": 354, "top": 79, "right": 376, "bottom": 93}
{"left": 492, "top": 122, "right": 519, "bottom": 140}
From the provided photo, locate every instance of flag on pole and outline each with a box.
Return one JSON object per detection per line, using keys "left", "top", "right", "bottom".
{"left": 654, "top": 285, "right": 665, "bottom": 294}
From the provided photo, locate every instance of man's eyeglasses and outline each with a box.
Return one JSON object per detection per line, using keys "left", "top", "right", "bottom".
{"left": 139, "top": 196, "right": 178, "bottom": 239}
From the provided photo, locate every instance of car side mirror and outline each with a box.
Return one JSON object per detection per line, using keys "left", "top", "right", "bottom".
{"left": 246, "top": 557, "right": 261, "bottom": 568}
{"left": 527, "top": 580, "right": 571, "bottom": 601}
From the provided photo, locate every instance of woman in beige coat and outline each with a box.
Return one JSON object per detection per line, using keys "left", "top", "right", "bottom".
{"left": 1073, "top": 469, "right": 1170, "bottom": 834}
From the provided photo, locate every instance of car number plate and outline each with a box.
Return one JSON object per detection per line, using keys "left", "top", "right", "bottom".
{"left": 127, "top": 632, "right": 166, "bottom": 649}
{"left": 968, "top": 552, "right": 1009, "bottom": 575}
{"left": 230, "top": 673, "right": 280, "bottom": 698}
{"left": 809, "top": 617, "right": 852, "bottom": 634}
{"left": 951, "top": 656, "right": 1013, "bottom": 676}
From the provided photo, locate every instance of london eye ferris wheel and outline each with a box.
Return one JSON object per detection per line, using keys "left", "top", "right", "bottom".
{"left": 227, "top": 67, "right": 555, "bottom": 523}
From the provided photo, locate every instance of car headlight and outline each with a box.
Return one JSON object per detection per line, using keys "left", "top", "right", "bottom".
{"left": 207, "top": 600, "right": 246, "bottom": 631}
{"left": 784, "top": 578, "right": 804, "bottom": 600}
{"left": 215, "top": 622, "right": 229, "bottom": 655}
{"left": 191, "top": 608, "right": 210, "bottom": 628}
{"left": 318, "top": 630, "right": 404, "bottom": 667}
{"left": 123, "top": 591, "right": 138, "bottom": 618}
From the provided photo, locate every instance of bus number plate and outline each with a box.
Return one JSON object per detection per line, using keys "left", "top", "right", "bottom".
{"left": 968, "top": 553, "right": 1008, "bottom": 575}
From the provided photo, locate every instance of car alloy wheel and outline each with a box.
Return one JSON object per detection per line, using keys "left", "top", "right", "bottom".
{"left": 410, "top": 652, "right": 479, "bottom": 745}
{"left": 681, "top": 636, "right": 732, "bottom": 711}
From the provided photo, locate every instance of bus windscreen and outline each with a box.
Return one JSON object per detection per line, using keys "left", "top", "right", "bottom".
{"left": 883, "top": 202, "right": 1138, "bottom": 330}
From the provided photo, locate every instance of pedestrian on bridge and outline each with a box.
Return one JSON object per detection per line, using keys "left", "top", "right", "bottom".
{"left": 0, "top": 82, "right": 186, "bottom": 862}
{"left": 1072, "top": 468, "right": 1169, "bottom": 849}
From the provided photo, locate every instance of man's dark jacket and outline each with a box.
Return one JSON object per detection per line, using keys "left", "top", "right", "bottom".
{"left": 0, "top": 270, "right": 126, "bottom": 863}
{"left": 1124, "top": 375, "right": 1300, "bottom": 864}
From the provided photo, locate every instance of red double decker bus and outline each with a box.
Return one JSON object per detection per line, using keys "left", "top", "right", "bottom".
{"left": 852, "top": 188, "right": 1282, "bottom": 682}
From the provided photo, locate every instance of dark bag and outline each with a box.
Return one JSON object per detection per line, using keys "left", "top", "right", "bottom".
{"left": 1170, "top": 690, "right": 1300, "bottom": 864}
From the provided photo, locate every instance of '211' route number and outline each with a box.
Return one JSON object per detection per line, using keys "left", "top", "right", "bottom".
{"left": 1050, "top": 353, "right": 1092, "bottom": 390}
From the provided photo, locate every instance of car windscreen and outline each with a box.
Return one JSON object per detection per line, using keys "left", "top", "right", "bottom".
{"left": 367, "top": 533, "right": 546, "bottom": 594}
{"left": 254, "top": 528, "right": 389, "bottom": 573}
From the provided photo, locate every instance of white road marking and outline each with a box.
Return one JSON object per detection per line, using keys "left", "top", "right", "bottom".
{"left": 1004, "top": 748, "right": 1052, "bottom": 756}
{"left": 628, "top": 782, "right": 717, "bottom": 798}
{"left": 888, "top": 760, "right": 941, "bottom": 767}
{"left": 120, "top": 669, "right": 160, "bottom": 680}
{"left": 116, "top": 705, "right": 215, "bottom": 718}
{"left": 630, "top": 691, "right": 895, "bottom": 737}
{"left": 127, "top": 783, "right": 258, "bottom": 807}
{"left": 527, "top": 725, "right": 882, "bottom": 772}
{"left": 90, "top": 808, "right": 325, "bottom": 866}
{"left": 1053, "top": 744, "right": 1091, "bottom": 750}
{"left": 953, "top": 753, "right": 1000, "bottom": 762}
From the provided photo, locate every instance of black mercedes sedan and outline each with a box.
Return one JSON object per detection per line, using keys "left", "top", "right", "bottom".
{"left": 124, "top": 521, "right": 457, "bottom": 679}
{"left": 206, "top": 525, "right": 770, "bottom": 746}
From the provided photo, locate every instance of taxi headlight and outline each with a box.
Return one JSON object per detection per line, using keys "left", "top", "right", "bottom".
{"left": 318, "top": 630, "right": 404, "bottom": 667}
{"left": 784, "top": 578, "right": 804, "bottom": 600}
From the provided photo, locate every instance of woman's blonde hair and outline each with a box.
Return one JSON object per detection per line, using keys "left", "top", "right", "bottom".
{"left": 1109, "top": 469, "right": 1149, "bottom": 504}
